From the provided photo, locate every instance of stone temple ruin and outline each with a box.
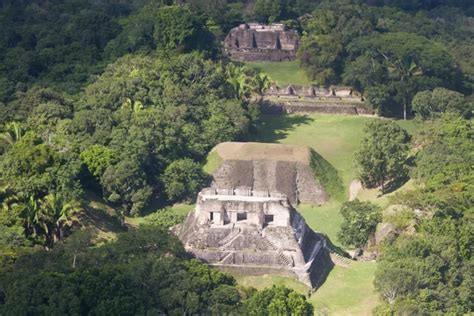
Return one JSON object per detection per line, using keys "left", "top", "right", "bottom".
{"left": 209, "top": 142, "right": 328, "bottom": 205}
{"left": 176, "top": 142, "right": 334, "bottom": 287}
{"left": 262, "top": 84, "right": 373, "bottom": 115}
{"left": 224, "top": 23, "right": 299, "bottom": 62}
{"left": 177, "top": 188, "right": 333, "bottom": 287}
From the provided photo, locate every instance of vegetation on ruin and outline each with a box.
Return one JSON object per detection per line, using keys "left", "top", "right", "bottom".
{"left": 0, "top": 0, "right": 472, "bottom": 314}
{"left": 309, "top": 149, "right": 344, "bottom": 200}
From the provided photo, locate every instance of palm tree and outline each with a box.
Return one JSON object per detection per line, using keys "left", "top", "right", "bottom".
{"left": 225, "top": 64, "right": 251, "bottom": 100}
{"left": 121, "top": 98, "right": 144, "bottom": 113}
{"left": 0, "top": 122, "right": 23, "bottom": 146}
{"left": 21, "top": 195, "right": 40, "bottom": 238}
{"left": 377, "top": 50, "right": 423, "bottom": 120}
{"left": 39, "top": 194, "right": 82, "bottom": 245}
{"left": 250, "top": 72, "right": 272, "bottom": 95}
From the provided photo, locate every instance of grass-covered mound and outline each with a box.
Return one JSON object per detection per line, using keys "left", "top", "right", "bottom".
{"left": 203, "top": 149, "right": 224, "bottom": 175}
{"left": 202, "top": 142, "right": 336, "bottom": 204}
{"left": 309, "top": 149, "right": 344, "bottom": 201}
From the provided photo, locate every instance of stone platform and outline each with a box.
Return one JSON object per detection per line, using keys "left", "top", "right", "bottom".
{"left": 176, "top": 188, "right": 333, "bottom": 287}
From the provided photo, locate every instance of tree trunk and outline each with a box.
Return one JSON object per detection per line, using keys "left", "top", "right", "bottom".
{"left": 403, "top": 99, "right": 407, "bottom": 120}
{"left": 72, "top": 251, "right": 77, "bottom": 269}
{"left": 53, "top": 230, "right": 59, "bottom": 244}
{"left": 59, "top": 226, "right": 64, "bottom": 241}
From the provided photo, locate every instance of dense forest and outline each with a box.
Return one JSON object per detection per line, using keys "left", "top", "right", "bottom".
{"left": 0, "top": 0, "right": 472, "bottom": 314}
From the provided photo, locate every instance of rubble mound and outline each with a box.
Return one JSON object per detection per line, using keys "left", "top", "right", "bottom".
{"left": 176, "top": 188, "right": 333, "bottom": 287}
{"left": 209, "top": 142, "right": 328, "bottom": 205}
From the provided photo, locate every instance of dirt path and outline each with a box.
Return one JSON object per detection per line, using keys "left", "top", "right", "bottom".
{"left": 349, "top": 180, "right": 362, "bottom": 201}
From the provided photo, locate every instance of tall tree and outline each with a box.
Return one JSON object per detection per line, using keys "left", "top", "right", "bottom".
{"left": 337, "top": 199, "right": 382, "bottom": 248}
{"left": 355, "top": 120, "right": 411, "bottom": 193}
{"left": 412, "top": 87, "right": 472, "bottom": 120}
{"left": 346, "top": 32, "right": 461, "bottom": 118}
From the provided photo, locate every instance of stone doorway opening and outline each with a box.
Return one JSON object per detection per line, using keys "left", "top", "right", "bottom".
{"left": 264, "top": 214, "right": 274, "bottom": 225}
{"left": 237, "top": 212, "right": 247, "bottom": 221}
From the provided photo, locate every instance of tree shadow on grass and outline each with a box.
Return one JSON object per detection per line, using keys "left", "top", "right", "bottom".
{"left": 383, "top": 174, "right": 410, "bottom": 195}
{"left": 81, "top": 205, "right": 125, "bottom": 234}
{"left": 252, "top": 114, "right": 314, "bottom": 143}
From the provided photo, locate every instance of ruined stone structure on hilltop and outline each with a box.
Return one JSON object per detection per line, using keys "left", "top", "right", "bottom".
{"left": 262, "top": 84, "right": 374, "bottom": 115}
{"left": 176, "top": 188, "right": 333, "bottom": 287}
{"left": 209, "top": 142, "right": 328, "bottom": 205}
{"left": 224, "top": 23, "right": 299, "bottom": 62}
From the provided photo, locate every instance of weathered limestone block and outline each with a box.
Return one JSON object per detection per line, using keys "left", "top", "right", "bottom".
{"left": 374, "top": 222, "right": 398, "bottom": 245}
{"left": 209, "top": 142, "right": 328, "bottom": 205}
{"left": 224, "top": 23, "right": 299, "bottom": 62}
{"left": 176, "top": 189, "right": 334, "bottom": 287}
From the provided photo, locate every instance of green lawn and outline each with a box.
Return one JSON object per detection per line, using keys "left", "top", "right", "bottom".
{"left": 244, "top": 113, "right": 419, "bottom": 314}
{"left": 254, "top": 114, "right": 373, "bottom": 190}
{"left": 254, "top": 113, "right": 419, "bottom": 244}
{"left": 298, "top": 202, "right": 343, "bottom": 247}
{"left": 125, "top": 203, "right": 195, "bottom": 227}
{"left": 236, "top": 262, "right": 379, "bottom": 316}
{"left": 235, "top": 275, "right": 310, "bottom": 294}
{"left": 310, "top": 262, "right": 379, "bottom": 315}
{"left": 254, "top": 114, "right": 419, "bottom": 192}
{"left": 245, "top": 60, "right": 312, "bottom": 86}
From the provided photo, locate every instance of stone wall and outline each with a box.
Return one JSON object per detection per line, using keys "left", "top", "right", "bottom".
{"left": 177, "top": 190, "right": 334, "bottom": 288}
{"left": 265, "top": 85, "right": 361, "bottom": 98}
{"left": 261, "top": 84, "right": 373, "bottom": 115}
{"left": 211, "top": 159, "right": 328, "bottom": 205}
{"left": 261, "top": 100, "right": 373, "bottom": 115}
{"left": 224, "top": 23, "right": 299, "bottom": 62}
{"left": 195, "top": 189, "right": 291, "bottom": 228}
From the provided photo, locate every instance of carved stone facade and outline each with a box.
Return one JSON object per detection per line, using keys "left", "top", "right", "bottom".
{"left": 224, "top": 23, "right": 299, "bottom": 62}
{"left": 176, "top": 188, "right": 333, "bottom": 287}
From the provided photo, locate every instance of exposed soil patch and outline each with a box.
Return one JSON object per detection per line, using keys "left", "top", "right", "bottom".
{"left": 349, "top": 180, "right": 362, "bottom": 201}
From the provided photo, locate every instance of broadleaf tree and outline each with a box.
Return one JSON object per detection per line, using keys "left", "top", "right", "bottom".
{"left": 355, "top": 120, "right": 411, "bottom": 193}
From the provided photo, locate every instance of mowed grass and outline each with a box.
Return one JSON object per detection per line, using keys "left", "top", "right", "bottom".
{"left": 245, "top": 60, "right": 312, "bottom": 86}
{"left": 254, "top": 113, "right": 420, "bottom": 242}
{"left": 235, "top": 275, "right": 310, "bottom": 294}
{"left": 236, "top": 262, "right": 379, "bottom": 316}
{"left": 254, "top": 114, "right": 419, "bottom": 192}
{"left": 245, "top": 113, "right": 419, "bottom": 314}
{"left": 254, "top": 114, "right": 372, "bottom": 190}
{"left": 298, "top": 202, "right": 343, "bottom": 247}
{"left": 356, "top": 179, "right": 417, "bottom": 208}
{"left": 310, "top": 262, "right": 379, "bottom": 315}
{"left": 125, "top": 203, "right": 195, "bottom": 227}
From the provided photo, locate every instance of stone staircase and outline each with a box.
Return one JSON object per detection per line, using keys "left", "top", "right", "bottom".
{"left": 219, "top": 228, "right": 242, "bottom": 249}
{"left": 327, "top": 248, "right": 352, "bottom": 267}
{"left": 262, "top": 237, "right": 294, "bottom": 267}
{"left": 219, "top": 252, "right": 234, "bottom": 264}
